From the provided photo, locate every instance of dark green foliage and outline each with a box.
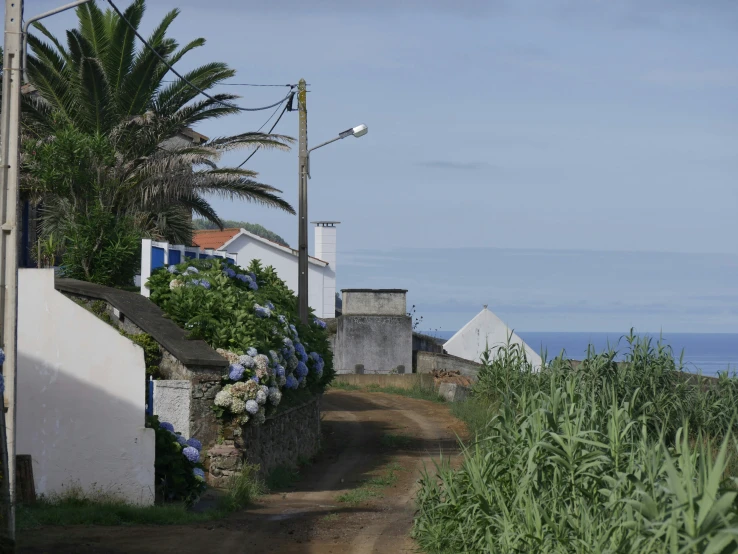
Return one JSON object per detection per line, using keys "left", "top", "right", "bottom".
{"left": 121, "top": 332, "right": 162, "bottom": 378}
{"left": 146, "top": 415, "right": 205, "bottom": 506}
{"left": 146, "top": 257, "right": 334, "bottom": 410}
{"left": 192, "top": 218, "right": 289, "bottom": 247}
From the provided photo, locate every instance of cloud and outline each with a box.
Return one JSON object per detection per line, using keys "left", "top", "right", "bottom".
{"left": 417, "top": 161, "right": 496, "bottom": 171}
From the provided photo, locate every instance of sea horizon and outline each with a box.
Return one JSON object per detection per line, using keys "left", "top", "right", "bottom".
{"left": 420, "top": 330, "right": 738, "bottom": 377}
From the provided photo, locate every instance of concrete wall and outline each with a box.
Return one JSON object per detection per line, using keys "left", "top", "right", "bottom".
{"left": 225, "top": 233, "right": 332, "bottom": 318}
{"left": 342, "top": 289, "right": 408, "bottom": 316}
{"left": 334, "top": 315, "right": 412, "bottom": 374}
{"left": 153, "top": 380, "right": 191, "bottom": 438}
{"left": 17, "top": 269, "right": 155, "bottom": 505}
{"left": 314, "top": 225, "right": 337, "bottom": 318}
{"left": 416, "top": 351, "right": 482, "bottom": 380}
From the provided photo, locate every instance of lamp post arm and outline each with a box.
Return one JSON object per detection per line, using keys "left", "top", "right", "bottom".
{"left": 22, "top": 0, "right": 93, "bottom": 81}
{"left": 307, "top": 135, "right": 342, "bottom": 155}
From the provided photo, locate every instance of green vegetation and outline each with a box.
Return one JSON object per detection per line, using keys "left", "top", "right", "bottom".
{"left": 379, "top": 433, "right": 412, "bottom": 449}
{"left": 337, "top": 463, "right": 402, "bottom": 506}
{"left": 330, "top": 380, "right": 445, "bottom": 403}
{"left": 19, "top": 0, "right": 295, "bottom": 284}
{"left": 219, "top": 463, "right": 265, "bottom": 512}
{"left": 193, "top": 219, "right": 289, "bottom": 247}
{"left": 413, "top": 332, "right": 738, "bottom": 553}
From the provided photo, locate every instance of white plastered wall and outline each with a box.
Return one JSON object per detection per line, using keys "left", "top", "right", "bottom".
{"left": 17, "top": 269, "right": 156, "bottom": 505}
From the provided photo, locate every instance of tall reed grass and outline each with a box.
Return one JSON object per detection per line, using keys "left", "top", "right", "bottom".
{"left": 413, "top": 332, "right": 738, "bottom": 553}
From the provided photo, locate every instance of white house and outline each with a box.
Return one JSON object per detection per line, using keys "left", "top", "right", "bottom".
{"left": 444, "top": 306, "right": 543, "bottom": 370}
{"left": 192, "top": 221, "right": 339, "bottom": 319}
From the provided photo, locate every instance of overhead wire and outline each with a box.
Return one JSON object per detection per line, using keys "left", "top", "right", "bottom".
{"left": 106, "top": 0, "right": 293, "bottom": 112}
{"left": 237, "top": 99, "right": 292, "bottom": 169}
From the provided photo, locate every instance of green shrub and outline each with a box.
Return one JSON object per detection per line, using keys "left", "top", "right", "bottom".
{"left": 146, "top": 258, "right": 334, "bottom": 427}
{"left": 414, "top": 334, "right": 738, "bottom": 553}
{"left": 146, "top": 416, "right": 206, "bottom": 506}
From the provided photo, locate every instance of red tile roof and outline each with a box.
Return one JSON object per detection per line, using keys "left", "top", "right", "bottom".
{"left": 192, "top": 229, "right": 241, "bottom": 250}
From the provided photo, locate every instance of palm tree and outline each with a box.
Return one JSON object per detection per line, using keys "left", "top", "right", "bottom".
{"left": 20, "top": 0, "right": 294, "bottom": 245}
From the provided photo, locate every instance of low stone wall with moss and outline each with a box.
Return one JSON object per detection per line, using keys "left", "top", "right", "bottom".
{"left": 205, "top": 395, "right": 321, "bottom": 487}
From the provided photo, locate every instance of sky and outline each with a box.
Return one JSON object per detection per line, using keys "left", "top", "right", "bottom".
{"left": 32, "top": 0, "right": 738, "bottom": 333}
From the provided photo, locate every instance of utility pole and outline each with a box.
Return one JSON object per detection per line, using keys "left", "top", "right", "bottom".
{"left": 0, "top": 0, "right": 24, "bottom": 542}
{"left": 297, "top": 78, "right": 309, "bottom": 325}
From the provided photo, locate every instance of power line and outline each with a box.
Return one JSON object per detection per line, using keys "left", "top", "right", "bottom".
{"left": 237, "top": 100, "right": 292, "bottom": 169}
{"left": 106, "top": 0, "right": 293, "bottom": 112}
{"left": 162, "top": 80, "right": 306, "bottom": 88}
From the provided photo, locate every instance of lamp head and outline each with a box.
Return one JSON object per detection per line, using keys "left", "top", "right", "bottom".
{"left": 352, "top": 124, "right": 368, "bottom": 138}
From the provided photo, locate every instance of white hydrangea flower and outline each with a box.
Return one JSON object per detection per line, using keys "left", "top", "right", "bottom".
{"left": 238, "top": 355, "right": 255, "bottom": 368}
{"left": 230, "top": 398, "right": 246, "bottom": 414}
{"left": 256, "top": 390, "right": 267, "bottom": 405}
{"left": 169, "top": 279, "right": 183, "bottom": 290}
{"left": 214, "top": 389, "right": 233, "bottom": 408}
{"left": 245, "top": 399, "right": 259, "bottom": 415}
{"left": 238, "top": 414, "right": 250, "bottom": 426}
{"left": 268, "top": 387, "right": 282, "bottom": 406}
{"left": 254, "top": 354, "right": 270, "bottom": 371}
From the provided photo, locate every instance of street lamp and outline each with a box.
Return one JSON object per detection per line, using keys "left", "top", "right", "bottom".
{"left": 296, "top": 79, "right": 367, "bottom": 324}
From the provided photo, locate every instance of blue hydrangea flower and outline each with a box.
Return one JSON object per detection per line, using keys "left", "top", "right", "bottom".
{"left": 223, "top": 267, "right": 236, "bottom": 278}
{"left": 190, "top": 279, "right": 200, "bottom": 286}
{"left": 254, "top": 304, "right": 271, "bottom": 318}
{"left": 285, "top": 375, "right": 298, "bottom": 389}
{"left": 275, "top": 365, "right": 286, "bottom": 378}
{"left": 266, "top": 301, "right": 275, "bottom": 311}
{"left": 159, "top": 422, "right": 175, "bottom": 433}
{"left": 249, "top": 272, "right": 257, "bottom": 281}
{"left": 186, "top": 438, "right": 202, "bottom": 451}
{"left": 313, "top": 318, "right": 327, "bottom": 329}
{"left": 229, "top": 363, "right": 245, "bottom": 381}
{"left": 236, "top": 273, "right": 248, "bottom": 282}
{"left": 296, "top": 361, "right": 308, "bottom": 378}
{"left": 199, "top": 279, "right": 211, "bottom": 290}
{"left": 0, "top": 374, "right": 5, "bottom": 395}
{"left": 183, "top": 446, "right": 200, "bottom": 463}
{"left": 0, "top": 348, "right": 5, "bottom": 366}
{"left": 247, "top": 347, "right": 258, "bottom": 357}
{"left": 167, "top": 265, "right": 179, "bottom": 274}
{"left": 245, "top": 399, "right": 259, "bottom": 415}
{"left": 295, "top": 343, "right": 308, "bottom": 363}
{"left": 193, "top": 468, "right": 205, "bottom": 480}
{"left": 289, "top": 324, "right": 298, "bottom": 338}
{"left": 251, "top": 375, "right": 260, "bottom": 384}
{"left": 238, "top": 355, "right": 255, "bottom": 368}
{"left": 278, "top": 315, "right": 286, "bottom": 324}
{"left": 249, "top": 280, "right": 258, "bottom": 291}
{"left": 176, "top": 435, "right": 187, "bottom": 446}
{"left": 309, "top": 352, "right": 321, "bottom": 362}
{"left": 186, "top": 266, "right": 199, "bottom": 274}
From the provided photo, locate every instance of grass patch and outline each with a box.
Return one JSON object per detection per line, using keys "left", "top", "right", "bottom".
{"left": 337, "top": 463, "right": 402, "bottom": 506}
{"left": 18, "top": 496, "right": 224, "bottom": 530}
{"left": 322, "top": 512, "right": 340, "bottom": 523}
{"left": 219, "top": 463, "right": 265, "bottom": 512}
{"left": 331, "top": 380, "right": 445, "bottom": 403}
{"left": 450, "top": 396, "right": 497, "bottom": 440}
{"left": 380, "top": 433, "right": 412, "bottom": 449}
{"left": 18, "top": 465, "right": 267, "bottom": 529}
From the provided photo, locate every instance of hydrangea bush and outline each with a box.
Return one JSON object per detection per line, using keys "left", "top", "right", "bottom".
{"left": 147, "top": 258, "right": 334, "bottom": 428}
{"left": 145, "top": 415, "right": 206, "bottom": 505}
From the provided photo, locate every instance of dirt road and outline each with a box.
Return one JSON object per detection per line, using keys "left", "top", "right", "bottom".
{"left": 18, "top": 390, "right": 466, "bottom": 554}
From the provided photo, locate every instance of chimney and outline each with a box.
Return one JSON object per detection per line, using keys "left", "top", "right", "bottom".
{"left": 313, "top": 221, "right": 339, "bottom": 318}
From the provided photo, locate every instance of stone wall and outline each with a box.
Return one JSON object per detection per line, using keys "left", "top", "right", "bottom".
{"left": 416, "top": 351, "right": 482, "bottom": 379}
{"left": 334, "top": 314, "right": 412, "bottom": 374}
{"left": 205, "top": 395, "right": 321, "bottom": 487}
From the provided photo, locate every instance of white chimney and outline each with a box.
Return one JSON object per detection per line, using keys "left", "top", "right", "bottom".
{"left": 313, "top": 221, "right": 339, "bottom": 318}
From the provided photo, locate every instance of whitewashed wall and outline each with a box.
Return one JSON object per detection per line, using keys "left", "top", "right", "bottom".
{"left": 225, "top": 234, "right": 331, "bottom": 318}
{"left": 17, "top": 269, "right": 156, "bottom": 505}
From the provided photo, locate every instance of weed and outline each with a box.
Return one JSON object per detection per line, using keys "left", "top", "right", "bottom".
{"left": 219, "top": 463, "right": 265, "bottom": 512}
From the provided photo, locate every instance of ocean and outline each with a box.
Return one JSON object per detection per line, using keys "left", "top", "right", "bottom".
{"left": 425, "top": 331, "right": 738, "bottom": 377}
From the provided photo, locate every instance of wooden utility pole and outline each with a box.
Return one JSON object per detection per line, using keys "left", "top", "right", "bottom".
{"left": 297, "top": 78, "right": 309, "bottom": 324}
{"left": 0, "top": 0, "right": 24, "bottom": 544}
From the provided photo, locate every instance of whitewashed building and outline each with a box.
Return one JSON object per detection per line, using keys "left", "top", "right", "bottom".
{"left": 191, "top": 221, "right": 339, "bottom": 319}
{"left": 444, "top": 306, "right": 543, "bottom": 369}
